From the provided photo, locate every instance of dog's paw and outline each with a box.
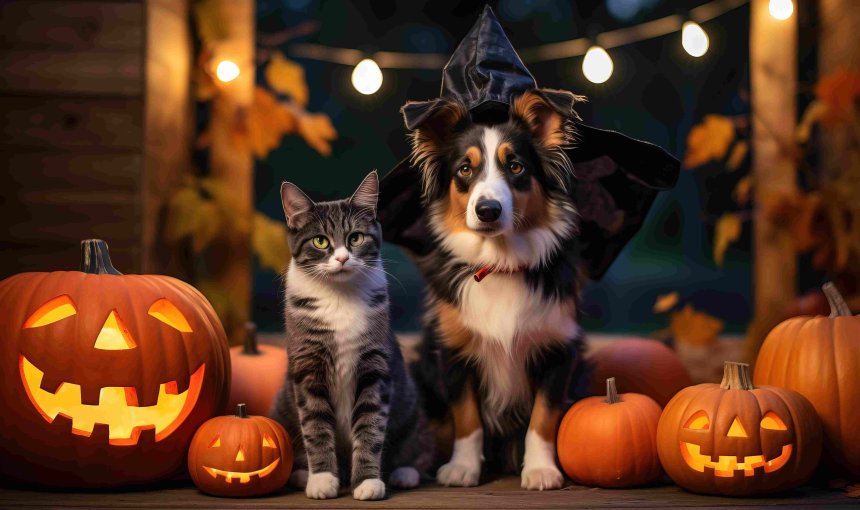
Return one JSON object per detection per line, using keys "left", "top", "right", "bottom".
{"left": 437, "top": 462, "right": 480, "bottom": 487}
{"left": 389, "top": 467, "right": 420, "bottom": 489}
{"left": 353, "top": 478, "right": 386, "bottom": 500}
{"left": 306, "top": 471, "right": 339, "bottom": 499}
{"left": 521, "top": 465, "right": 564, "bottom": 491}
{"left": 289, "top": 469, "right": 309, "bottom": 489}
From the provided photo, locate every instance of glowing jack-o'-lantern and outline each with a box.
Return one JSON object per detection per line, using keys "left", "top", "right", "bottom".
{"left": 188, "top": 403, "right": 292, "bottom": 497}
{"left": 0, "top": 240, "right": 230, "bottom": 487}
{"left": 657, "top": 362, "right": 822, "bottom": 496}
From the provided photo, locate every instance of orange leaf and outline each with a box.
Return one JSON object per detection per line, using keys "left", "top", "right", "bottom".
{"left": 669, "top": 305, "right": 724, "bottom": 347}
{"left": 653, "top": 292, "right": 680, "bottom": 313}
{"left": 265, "top": 52, "right": 309, "bottom": 107}
{"left": 726, "top": 141, "right": 748, "bottom": 171}
{"left": 733, "top": 175, "right": 753, "bottom": 205}
{"left": 684, "top": 115, "right": 735, "bottom": 169}
{"left": 815, "top": 68, "right": 860, "bottom": 126}
{"left": 713, "top": 213, "right": 742, "bottom": 266}
{"left": 297, "top": 111, "right": 337, "bottom": 157}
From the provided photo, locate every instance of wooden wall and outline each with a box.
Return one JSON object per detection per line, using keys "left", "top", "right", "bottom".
{"left": 0, "top": 0, "right": 192, "bottom": 278}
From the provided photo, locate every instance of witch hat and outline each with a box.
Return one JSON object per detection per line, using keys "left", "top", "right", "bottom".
{"left": 378, "top": 6, "right": 680, "bottom": 280}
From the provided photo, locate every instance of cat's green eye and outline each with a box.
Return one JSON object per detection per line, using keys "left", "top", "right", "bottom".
{"left": 312, "top": 236, "right": 330, "bottom": 250}
{"left": 348, "top": 232, "right": 365, "bottom": 247}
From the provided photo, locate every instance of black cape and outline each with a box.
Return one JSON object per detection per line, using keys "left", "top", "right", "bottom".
{"left": 378, "top": 6, "right": 679, "bottom": 280}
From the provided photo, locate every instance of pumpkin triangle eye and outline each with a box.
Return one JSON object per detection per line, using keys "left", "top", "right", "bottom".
{"left": 761, "top": 411, "right": 788, "bottom": 430}
{"left": 94, "top": 311, "right": 137, "bottom": 350}
{"left": 209, "top": 436, "right": 221, "bottom": 448}
{"left": 727, "top": 417, "right": 748, "bottom": 438}
{"left": 148, "top": 298, "right": 192, "bottom": 332}
{"left": 24, "top": 295, "right": 77, "bottom": 328}
{"left": 262, "top": 435, "right": 276, "bottom": 448}
{"left": 683, "top": 410, "right": 710, "bottom": 430}
{"left": 235, "top": 448, "right": 246, "bottom": 461}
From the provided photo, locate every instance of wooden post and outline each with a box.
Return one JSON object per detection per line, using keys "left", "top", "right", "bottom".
{"left": 208, "top": 0, "right": 255, "bottom": 344}
{"left": 746, "top": 0, "right": 798, "bottom": 362}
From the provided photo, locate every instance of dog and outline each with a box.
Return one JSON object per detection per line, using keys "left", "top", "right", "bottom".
{"left": 401, "top": 88, "right": 589, "bottom": 491}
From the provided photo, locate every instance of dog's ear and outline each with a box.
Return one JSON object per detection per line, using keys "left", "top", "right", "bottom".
{"left": 401, "top": 99, "right": 467, "bottom": 198}
{"left": 280, "top": 181, "right": 315, "bottom": 229}
{"left": 511, "top": 88, "right": 583, "bottom": 149}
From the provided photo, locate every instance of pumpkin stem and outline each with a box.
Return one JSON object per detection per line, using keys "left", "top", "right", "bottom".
{"left": 605, "top": 377, "right": 622, "bottom": 404}
{"left": 720, "top": 361, "right": 754, "bottom": 390}
{"left": 242, "top": 322, "right": 260, "bottom": 355}
{"left": 80, "top": 239, "right": 122, "bottom": 275}
{"left": 823, "top": 282, "right": 852, "bottom": 318}
{"left": 237, "top": 403, "right": 248, "bottom": 418}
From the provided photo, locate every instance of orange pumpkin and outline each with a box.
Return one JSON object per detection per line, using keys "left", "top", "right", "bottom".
{"left": 0, "top": 240, "right": 231, "bottom": 487}
{"left": 657, "top": 362, "right": 821, "bottom": 496}
{"left": 590, "top": 338, "right": 692, "bottom": 407}
{"left": 558, "top": 377, "right": 662, "bottom": 488}
{"left": 188, "top": 403, "right": 292, "bottom": 497}
{"left": 754, "top": 282, "right": 860, "bottom": 476}
{"left": 227, "top": 323, "right": 287, "bottom": 416}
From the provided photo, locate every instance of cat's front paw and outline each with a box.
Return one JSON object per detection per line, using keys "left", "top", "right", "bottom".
{"left": 389, "top": 466, "right": 420, "bottom": 489}
{"left": 437, "top": 462, "right": 480, "bottom": 487}
{"left": 306, "top": 471, "right": 339, "bottom": 499}
{"left": 520, "top": 465, "right": 564, "bottom": 491}
{"left": 353, "top": 478, "right": 386, "bottom": 500}
{"left": 289, "top": 469, "right": 309, "bottom": 489}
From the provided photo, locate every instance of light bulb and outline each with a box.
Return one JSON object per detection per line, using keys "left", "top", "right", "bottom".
{"left": 582, "top": 46, "right": 613, "bottom": 84}
{"left": 682, "top": 21, "right": 709, "bottom": 57}
{"left": 215, "top": 60, "right": 240, "bottom": 83}
{"left": 351, "top": 58, "right": 383, "bottom": 95}
{"left": 769, "top": 0, "right": 793, "bottom": 20}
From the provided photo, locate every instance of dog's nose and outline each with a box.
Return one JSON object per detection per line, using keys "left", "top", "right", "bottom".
{"left": 475, "top": 199, "right": 502, "bottom": 222}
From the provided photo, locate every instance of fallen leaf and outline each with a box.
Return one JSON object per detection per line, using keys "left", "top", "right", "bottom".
{"left": 684, "top": 115, "right": 735, "bottom": 169}
{"left": 653, "top": 292, "right": 680, "bottom": 313}
{"left": 297, "top": 111, "right": 337, "bottom": 157}
{"left": 815, "top": 68, "right": 860, "bottom": 126}
{"left": 726, "top": 141, "right": 748, "bottom": 171}
{"left": 670, "top": 305, "right": 724, "bottom": 347}
{"left": 733, "top": 175, "right": 753, "bottom": 205}
{"left": 713, "top": 213, "right": 742, "bottom": 266}
{"left": 265, "top": 52, "right": 309, "bottom": 107}
{"left": 253, "top": 213, "right": 291, "bottom": 273}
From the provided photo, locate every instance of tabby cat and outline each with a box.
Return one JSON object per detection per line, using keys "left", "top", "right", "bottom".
{"left": 272, "top": 171, "right": 433, "bottom": 501}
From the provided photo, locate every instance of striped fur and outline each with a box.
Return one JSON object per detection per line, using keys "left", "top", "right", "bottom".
{"left": 273, "top": 173, "right": 433, "bottom": 500}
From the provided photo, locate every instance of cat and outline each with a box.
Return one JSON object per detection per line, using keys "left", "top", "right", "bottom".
{"left": 271, "top": 171, "right": 433, "bottom": 501}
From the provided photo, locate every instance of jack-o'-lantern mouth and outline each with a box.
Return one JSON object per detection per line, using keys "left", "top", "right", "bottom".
{"left": 19, "top": 355, "right": 204, "bottom": 445}
{"left": 680, "top": 441, "right": 793, "bottom": 477}
{"left": 203, "top": 458, "right": 281, "bottom": 484}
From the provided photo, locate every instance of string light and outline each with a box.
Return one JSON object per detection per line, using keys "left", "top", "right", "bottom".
{"left": 768, "top": 0, "right": 793, "bottom": 20}
{"left": 681, "top": 21, "right": 709, "bottom": 57}
{"left": 582, "top": 46, "right": 613, "bottom": 84}
{"left": 351, "top": 58, "right": 383, "bottom": 95}
{"left": 216, "top": 60, "right": 240, "bottom": 83}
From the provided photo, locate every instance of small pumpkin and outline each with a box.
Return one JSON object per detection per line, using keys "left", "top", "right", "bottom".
{"left": 558, "top": 377, "right": 662, "bottom": 488}
{"left": 657, "top": 362, "right": 821, "bottom": 496}
{"left": 754, "top": 282, "right": 860, "bottom": 476}
{"left": 0, "top": 240, "right": 230, "bottom": 487}
{"left": 589, "top": 338, "right": 692, "bottom": 407}
{"left": 227, "top": 323, "right": 287, "bottom": 416}
{"left": 189, "top": 403, "right": 292, "bottom": 497}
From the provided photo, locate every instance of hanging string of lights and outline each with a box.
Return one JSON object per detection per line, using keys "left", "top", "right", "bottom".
{"left": 215, "top": 0, "right": 795, "bottom": 93}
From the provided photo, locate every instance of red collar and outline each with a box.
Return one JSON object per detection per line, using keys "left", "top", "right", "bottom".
{"left": 473, "top": 265, "right": 529, "bottom": 282}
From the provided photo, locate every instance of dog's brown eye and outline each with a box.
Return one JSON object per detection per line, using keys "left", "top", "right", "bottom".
{"left": 458, "top": 165, "right": 472, "bottom": 177}
{"left": 508, "top": 162, "right": 524, "bottom": 175}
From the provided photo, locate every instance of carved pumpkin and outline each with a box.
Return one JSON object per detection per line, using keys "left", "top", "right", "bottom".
{"left": 188, "top": 403, "right": 292, "bottom": 497}
{"left": 0, "top": 240, "right": 230, "bottom": 487}
{"left": 227, "top": 323, "right": 287, "bottom": 416}
{"left": 589, "top": 338, "right": 692, "bottom": 407}
{"left": 558, "top": 377, "right": 662, "bottom": 488}
{"left": 755, "top": 282, "right": 860, "bottom": 476}
{"left": 657, "top": 362, "right": 821, "bottom": 496}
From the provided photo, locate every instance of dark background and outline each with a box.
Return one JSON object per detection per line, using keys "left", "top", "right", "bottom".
{"left": 251, "top": 0, "right": 754, "bottom": 334}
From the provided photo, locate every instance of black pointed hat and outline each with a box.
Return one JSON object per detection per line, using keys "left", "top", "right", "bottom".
{"left": 379, "top": 6, "right": 680, "bottom": 280}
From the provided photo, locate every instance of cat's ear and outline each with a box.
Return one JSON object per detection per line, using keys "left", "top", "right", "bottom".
{"left": 350, "top": 171, "right": 379, "bottom": 217}
{"left": 280, "top": 181, "right": 314, "bottom": 228}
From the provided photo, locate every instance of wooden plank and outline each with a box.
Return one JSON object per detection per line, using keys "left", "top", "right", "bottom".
{"left": 0, "top": 1, "right": 143, "bottom": 51}
{"left": 140, "top": 0, "right": 193, "bottom": 274}
{"left": 0, "top": 478, "right": 853, "bottom": 509}
{"left": 0, "top": 153, "right": 142, "bottom": 194}
{"left": 745, "top": 0, "right": 798, "bottom": 362}
{"left": 0, "top": 49, "right": 142, "bottom": 96}
{"left": 0, "top": 96, "right": 142, "bottom": 151}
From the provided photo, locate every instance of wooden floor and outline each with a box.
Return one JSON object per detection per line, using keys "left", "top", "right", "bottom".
{"left": 1, "top": 477, "right": 855, "bottom": 509}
